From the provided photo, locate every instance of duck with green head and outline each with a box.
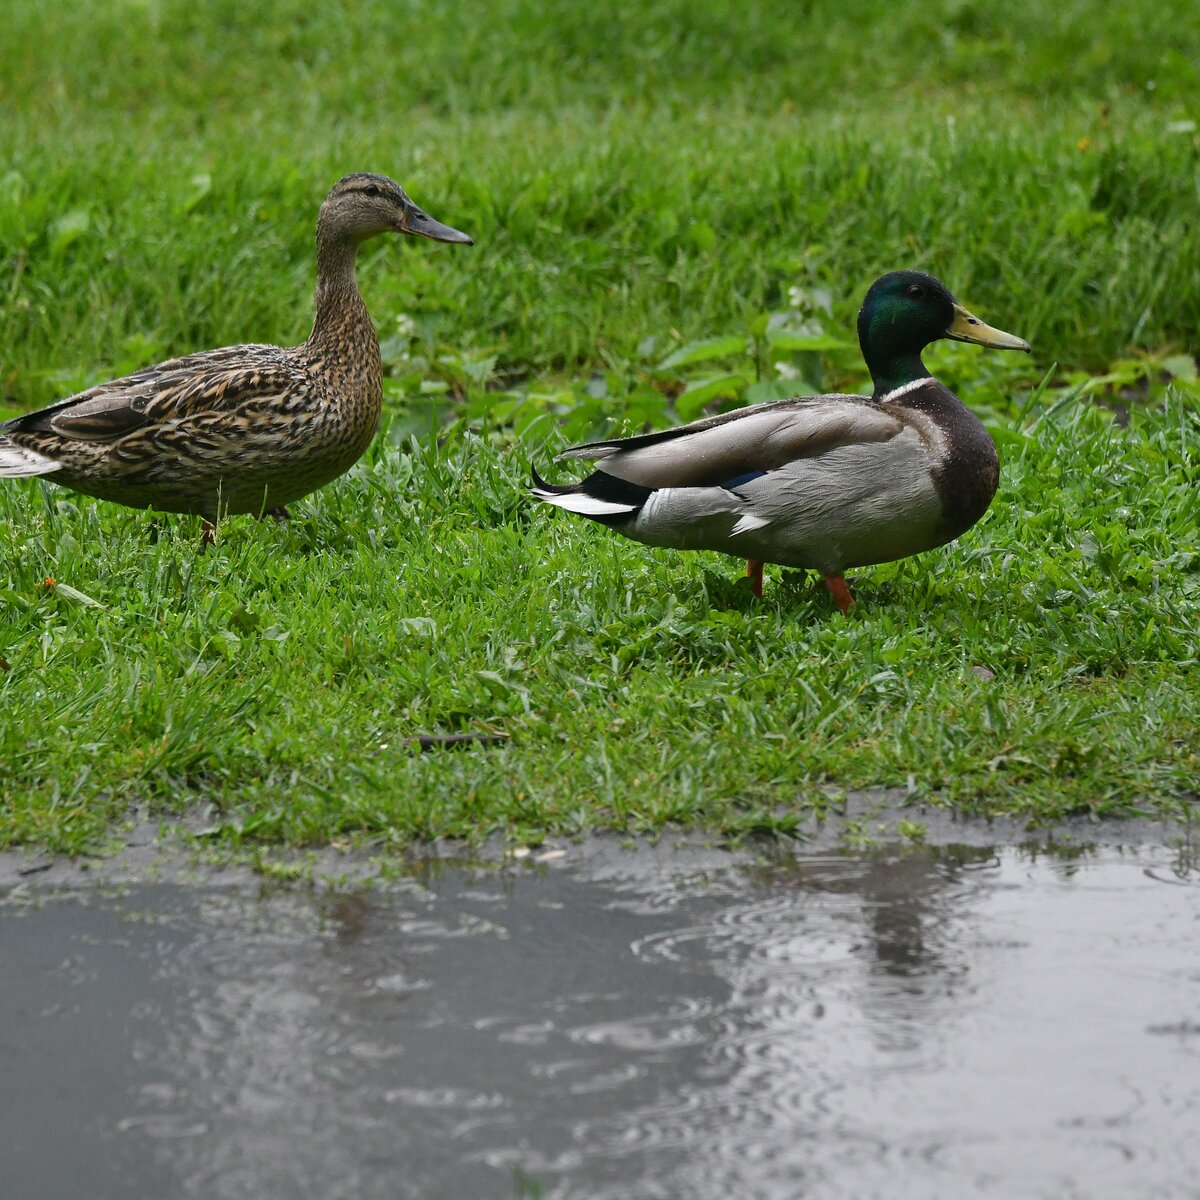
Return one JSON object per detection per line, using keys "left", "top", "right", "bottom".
{"left": 531, "top": 270, "right": 1030, "bottom": 613}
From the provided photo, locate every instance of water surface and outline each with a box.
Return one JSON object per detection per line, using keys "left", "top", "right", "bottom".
{"left": 2, "top": 842, "right": 1198, "bottom": 1199}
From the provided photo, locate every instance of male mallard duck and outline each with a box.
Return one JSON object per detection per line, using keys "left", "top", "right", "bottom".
{"left": 531, "top": 271, "right": 1029, "bottom": 612}
{"left": 0, "top": 173, "right": 471, "bottom": 538}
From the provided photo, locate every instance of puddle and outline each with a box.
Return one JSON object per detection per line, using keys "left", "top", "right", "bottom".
{"left": 2, "top": 842, "right": 1198, "bottom": 1199}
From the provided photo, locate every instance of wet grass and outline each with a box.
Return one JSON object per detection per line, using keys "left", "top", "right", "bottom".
{"left": 1, "top": 0, "right": 1198, "bottom": 853}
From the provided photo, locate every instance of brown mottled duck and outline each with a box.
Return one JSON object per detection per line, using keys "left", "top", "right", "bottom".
{"left": 0, "top": 173, "right": 472, "bottom": 539}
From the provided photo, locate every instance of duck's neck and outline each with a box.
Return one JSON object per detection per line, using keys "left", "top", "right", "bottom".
{"left": 867, "top": 350, "right": 931, "bottom": 401}
{"left": 307, "top": 230, "right": 374, "bottom": 352}
{"left": 857, "top": 303, "right": 934, "bottom": 401}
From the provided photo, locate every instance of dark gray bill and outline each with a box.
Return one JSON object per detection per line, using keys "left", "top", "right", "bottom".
{"left": 402, "top": 205, "right": 473, "bottom": 244}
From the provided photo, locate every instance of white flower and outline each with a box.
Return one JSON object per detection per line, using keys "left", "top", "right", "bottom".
{"left": 394, "top": 313, "right": 416, "bottom": 338}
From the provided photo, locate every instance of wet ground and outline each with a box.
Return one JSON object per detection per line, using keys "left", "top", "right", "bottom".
{"left": 2, "top": 833, "right": 1199, "bottom": 1200}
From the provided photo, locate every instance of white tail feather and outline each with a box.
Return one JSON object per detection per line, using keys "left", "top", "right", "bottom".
{"left": 0, "top": 440, "right": 63, "bottom": 477}
{"left": 531, "top": 487, "right": 636, "bottom": 516}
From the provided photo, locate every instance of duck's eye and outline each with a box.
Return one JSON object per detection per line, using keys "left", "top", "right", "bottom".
{"left": 362, "top": 185, "right": 383, "bottom": 198}
{"left": 906, "top": 284, "right": 925, "bottom": 299}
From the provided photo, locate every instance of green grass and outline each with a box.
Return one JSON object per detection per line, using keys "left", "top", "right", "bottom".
{"left": 1, "top": 0, "right": 1198, "bottom": 853}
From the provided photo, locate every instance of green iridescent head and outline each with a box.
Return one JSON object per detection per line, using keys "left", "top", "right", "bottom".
{"left": 856, "top": 270, "right": 1029, "bottom": 398}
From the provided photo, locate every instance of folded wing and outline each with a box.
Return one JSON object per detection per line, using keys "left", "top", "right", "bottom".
{"left": 557, "top": 396, "right": 904, "bottom": 490}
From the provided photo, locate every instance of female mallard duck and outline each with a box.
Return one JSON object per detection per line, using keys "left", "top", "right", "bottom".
{"left": 0, "top": 173, "right": 471, "bottom": 538}
{"left": 531, "top": 271, "right": 1029, "bottom": 613}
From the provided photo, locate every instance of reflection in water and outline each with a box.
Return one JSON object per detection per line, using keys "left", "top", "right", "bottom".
{"left": 1, "top": 843, "right": 1198, "bottom": 1200}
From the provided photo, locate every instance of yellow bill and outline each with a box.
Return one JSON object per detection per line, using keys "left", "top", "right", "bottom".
{"left": 946, "top": 302, "right": 1030, "bottom": 351}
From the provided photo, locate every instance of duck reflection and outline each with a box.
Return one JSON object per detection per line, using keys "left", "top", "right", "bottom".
{"left": 746, "top": 843, "right": 1000, "bottom": 980}
{"left": 6, "top": 842, "right": 1192, "bottom": 1200}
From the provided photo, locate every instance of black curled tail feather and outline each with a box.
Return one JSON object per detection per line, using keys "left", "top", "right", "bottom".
{"left": 529, "top": 463, "right": 653, "bottom": 527}
{"left": 528, "top": 463, "right": 569, "bottom": 495}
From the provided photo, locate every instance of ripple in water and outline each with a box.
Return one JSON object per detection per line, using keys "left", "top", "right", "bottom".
{"left": 1, "top": 843, "right": 1198, "bottom": 1200}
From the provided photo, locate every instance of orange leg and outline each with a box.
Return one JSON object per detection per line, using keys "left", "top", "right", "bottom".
{"left": 823, "top": 574, "right": 854, "bottom": 614}
{"left": 746, "top": 558, "right": 764, "bottom": 598}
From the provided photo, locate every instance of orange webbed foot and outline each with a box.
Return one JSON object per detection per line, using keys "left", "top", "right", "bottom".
{"left": 823, "top": 574, "right": 854, "bottom": 614}
{"left": 746, "top": 559, "right": 764, "bottom": 598}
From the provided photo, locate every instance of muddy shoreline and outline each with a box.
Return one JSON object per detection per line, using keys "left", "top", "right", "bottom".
{"left": 3, "top": 788, "right": 1194, "bottom": 892}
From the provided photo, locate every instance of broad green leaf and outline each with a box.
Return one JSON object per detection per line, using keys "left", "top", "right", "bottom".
{"left": 620, "top": 386, "right": 672, "bottom": 429}
{"left": 766, "top": 331, "right": 851, "bottom": 352}
{"left": 462, "top": 354, "right": 497, "bottom": 388}
{"left": 745, "top": 379, "right": 803, "bottom": 405}
{"left": 1163, "top": 354, "right": 1197, "bottom": 382}
{"left": 49, "top": 209, "right": 90, "bottom": 255}
{"left": 467, "top": 390, "right": 524, "bottom": 421}
{"left": 675, "top": 373, "right": 747, "bottom": 421}
{"left": 53, "top": 582, "right": 103, "bottom": 609}
{"left": 657, "top": 336, "right": 747, "bottom": 371}
{"left": 229, "top": 605, "right": 261, "bottom": 633}
{"left": 0, "top": 587, "right": 31, "bottom": 612}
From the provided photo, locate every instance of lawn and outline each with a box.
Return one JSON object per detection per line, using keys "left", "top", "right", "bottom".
{"left": 1, "top": 0, "right": 1197, "bottom": 854}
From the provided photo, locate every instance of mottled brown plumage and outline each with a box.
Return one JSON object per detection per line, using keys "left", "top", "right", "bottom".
{"left": 0, "top": 174, "right": 471, "bottom": 525}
